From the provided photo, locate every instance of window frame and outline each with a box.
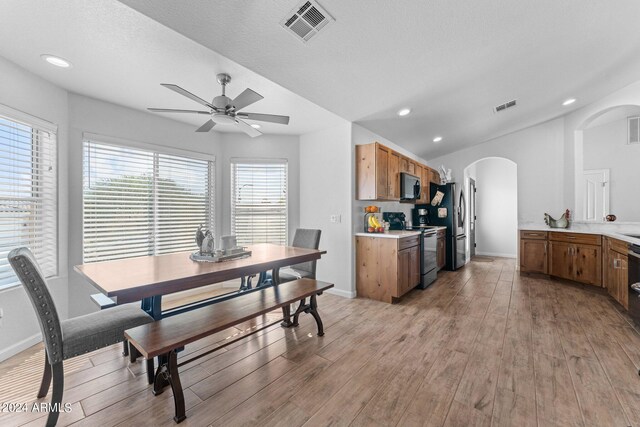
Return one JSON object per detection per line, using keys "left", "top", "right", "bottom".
{"left": 230, "top": 157, "right": 289, "bottom": 246}
{"left": 0, "top": 103, "right": 58, "bottom": 290}
{"left": 81, "top": 133, "right": 216, "bottom": 263}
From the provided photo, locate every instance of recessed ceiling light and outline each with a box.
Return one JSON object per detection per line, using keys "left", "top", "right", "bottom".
{"left": 397, "top": 108, "right": 411, "bottom": 117}
{"left": 250, "top": 124, "right": 261, "bottom": 129}
{"left": 433, "top": 136, "right": 443, "bottom": 143}
{"left": 562, "top": 98, "right": 576, "bottom": 106}
{"left": 41, "top": 54, "right": 72, "bottom": 68}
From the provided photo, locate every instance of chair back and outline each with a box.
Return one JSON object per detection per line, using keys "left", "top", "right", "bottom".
{"left": 8, "top": 247, "right": 63, "bottom": 365}
{"left": 291, "top": 229, "right": 322, "bottom": 277}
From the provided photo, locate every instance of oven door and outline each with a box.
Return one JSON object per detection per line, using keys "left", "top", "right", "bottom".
{"left": 629, "top": 246, "right": 640, "bottom": 324}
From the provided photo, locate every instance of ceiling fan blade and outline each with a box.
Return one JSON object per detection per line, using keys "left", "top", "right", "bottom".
{"left": 231, "top": 88, "right": 264, "bottom": 111}
{"left": 161, "top": 83, "right": 214, "bottom": 109}
{"left": 236, "top": 119, "right": 262, "bottom": 138}
{"left": 195, "top": 119, "right": 216, "bottom": 133}
{"left": 237, "top": 112, "right": 290, "bottom": 125}
{"left": 148, "top": 108, "right": 210, "bottom": 114}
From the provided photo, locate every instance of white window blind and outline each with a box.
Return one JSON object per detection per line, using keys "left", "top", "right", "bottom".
{"left": 0, "top": 113, "right": 57, "bottom": 289}
{"left": 83, "top": 140, "right": 214, "bottom": 263}
{"left": 231, "top": 159, "right": 288, "bottom": 246}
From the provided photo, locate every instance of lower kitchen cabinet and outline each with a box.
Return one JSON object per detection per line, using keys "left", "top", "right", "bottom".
{"left": 548, "top": 241, "right": 601, "bottom": 286}
{"left": 356, "top": 235, "right": 420, "bottom": 303}
{"left": 605, "top": 237, "right": 629, "bottom": 309}
{"left": 519, "top": 231, "right": 548, "bottom": 274}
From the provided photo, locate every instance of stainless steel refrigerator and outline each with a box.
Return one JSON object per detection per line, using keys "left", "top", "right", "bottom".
{"left": 425, "top": 182, "right": 466, "bottom": 270}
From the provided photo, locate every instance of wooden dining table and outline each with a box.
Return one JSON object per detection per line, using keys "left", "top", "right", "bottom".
{"left": 74, "top": 243, "right": 326, "bottom": 320}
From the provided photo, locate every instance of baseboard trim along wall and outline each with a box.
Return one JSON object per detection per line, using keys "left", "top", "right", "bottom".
{"left": 476, "top": 251, "right": 517, "bottom": 259}
{"left": 0, "top": 333, "right": 42, "bottom": 362}
{"left": 327, "top": 288, "right": 356, "bottom": 299}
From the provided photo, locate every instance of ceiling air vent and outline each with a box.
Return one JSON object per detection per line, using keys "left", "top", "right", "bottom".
{"left": 628, "top": 116, "right": 640, "bottom": 144}
{"left": 281, "top": 1, "right": 334, "bottom": 43}
{"left": 494, "top": 99, "right": 517, "bottom": 113}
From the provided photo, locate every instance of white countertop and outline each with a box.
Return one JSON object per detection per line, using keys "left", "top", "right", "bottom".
{"left": 355, "top": 227, "right": 446, "bottom": 239}
{"left": 355, "top": 230, "right": 422, "bottom": 239}
{"left": 520, "top": 225, "right": 640, "bottom": 246}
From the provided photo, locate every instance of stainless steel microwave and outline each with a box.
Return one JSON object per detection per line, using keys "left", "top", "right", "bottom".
{"left": 400, "top": 172, "right": 421, "bottom": 200}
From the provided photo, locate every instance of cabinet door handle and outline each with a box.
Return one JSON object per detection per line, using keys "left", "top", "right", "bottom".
{"left": 544, "top": 242, "right": 547, "bottom": 254}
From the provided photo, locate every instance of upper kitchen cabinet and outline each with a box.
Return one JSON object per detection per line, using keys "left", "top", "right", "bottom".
{"left": 356, "top": 142, "right": 400, "bottom": 201}
{"left": 356, "top": 142, "right": 434, "bottom": 202}
{"left": 430, "top": 168, "right": 441, "bottom": 186}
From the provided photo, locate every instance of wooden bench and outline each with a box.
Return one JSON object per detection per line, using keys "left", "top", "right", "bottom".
{"left": 125, "top": 278, "right": 334, "bottom": 423}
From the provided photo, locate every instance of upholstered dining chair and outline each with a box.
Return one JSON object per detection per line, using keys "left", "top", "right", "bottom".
{"left": 8, "top": 247, "right": 154, "bottom": 427}
{"left": 254, "top": 228, "right": 322, "bottom": 287}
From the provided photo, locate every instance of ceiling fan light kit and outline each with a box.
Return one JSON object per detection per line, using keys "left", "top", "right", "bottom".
{"left": 148, "top": 73, "right": 290, "bottom": 137}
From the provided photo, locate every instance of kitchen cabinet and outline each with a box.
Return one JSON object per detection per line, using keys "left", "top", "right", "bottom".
{"left": 437, "top": 229, "right": 446, "bottom": 270}
{"left": 356, "top": 142, "right": 432, "bottom": 202}
{"left": 356, "top": 142, "right": 400, "bottom": 201}
{"left": 548, "top": 232, "right": 602, "bottom": 286}
{"left": 356, "top": 234, "right": 421, "bottom": 303}
{"left": 605, "top": 237, "right": 629, "bottom": 309}
{"left": 429, "top": 168, "right": 441, "bottom": 186}
{"left": 400, "top": 157, "right": 416, "bottom": 175}
{"left": 388, "top": 151, "right": 401, "bottom": 200}
{"left": 519, "top": 231, "right": 548, "bottom": 274}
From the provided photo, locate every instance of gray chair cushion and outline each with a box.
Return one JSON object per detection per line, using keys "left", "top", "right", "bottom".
{"left": 61, "top": 304, "right": 153, "bottom": 359}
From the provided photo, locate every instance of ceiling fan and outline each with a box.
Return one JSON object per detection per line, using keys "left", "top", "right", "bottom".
{"left": 148, "top": 73, "right": 290, "bottom": 137}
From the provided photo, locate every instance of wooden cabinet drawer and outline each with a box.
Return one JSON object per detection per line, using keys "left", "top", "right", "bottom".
{"left": 520, "top": 230, "right": 548, "bottom": 240}
{"left": 398, "top": 235, "right": 420, "bottom": 251}
{"left": 607, "top": 237, "right": 629, "bottom": 255}
{"left": 549, "top": 232, "right": 601, "bottom": 246}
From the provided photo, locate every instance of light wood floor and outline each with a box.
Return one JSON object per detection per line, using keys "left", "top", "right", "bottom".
{"left": 3, "top": 258, "right": 640, "bottom": 426}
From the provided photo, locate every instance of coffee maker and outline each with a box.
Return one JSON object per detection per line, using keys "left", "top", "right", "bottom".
{"left": 412, "top": 207, "right": 429, "bottom": 226}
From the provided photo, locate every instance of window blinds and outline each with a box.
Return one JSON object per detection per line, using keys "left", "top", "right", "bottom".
{"left": 231, "top": 159, "right": 288, "bottom": 246}
{"left": 0, "top": 115, "right": 57, "bottom": 289}
{"left": 83, "top": 140, "right": 214, "bottom": 263}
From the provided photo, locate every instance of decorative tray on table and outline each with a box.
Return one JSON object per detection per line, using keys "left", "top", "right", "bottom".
{"left": 190, "top": 247, "right": 252, "bottom": 263}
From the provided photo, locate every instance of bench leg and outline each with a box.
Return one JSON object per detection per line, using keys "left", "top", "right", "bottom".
{"left": 309, "top": 294, "right": 324, "bottom": 336}
{"left": 281, "top": 304, "right": 292, "bottom": 328}
{"left": 146, "top": 358, "right": 155, "bottom": 385}
{"left": 129, "top": 342, "right": 140, "bottom": 363}
{"left": 292, "top": 298, "right": 306, "bottom": 327}
{"left": 152, "top": 351, "right": 186, "bottom": 423}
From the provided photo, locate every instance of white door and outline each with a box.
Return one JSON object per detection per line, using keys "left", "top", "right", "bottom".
{"left": 582, "top": 169, "right": 609, "bottom": 221}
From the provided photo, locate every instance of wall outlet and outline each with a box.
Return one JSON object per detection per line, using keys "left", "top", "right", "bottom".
{"left": 330, "top": 214, "right": 341, "bottom": 223}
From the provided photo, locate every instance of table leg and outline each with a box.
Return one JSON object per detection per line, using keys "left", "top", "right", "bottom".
{"left": 141, "top": 295, "right": 163, "bottom": 320}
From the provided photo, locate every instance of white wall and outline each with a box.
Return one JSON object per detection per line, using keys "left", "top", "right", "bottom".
{"left": 429, "top": 118, "right": 566, "bottom": 226}
{"left": 300, "top": 122, "right": 354, "bottom": 298}
{"left": 468, "top": 158, "right": 518, "bottom": 258}
{"left": 583, "top": 117, "right": 640, "bottom": 221}
{"left": 0, "top": 56, "right": 70, "bottom": 360}
{"left": 218, "top": 133, "right": 300, "bottom": 241}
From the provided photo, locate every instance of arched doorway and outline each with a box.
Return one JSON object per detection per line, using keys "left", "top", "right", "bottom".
{"left": 463, "top": 157, "right": 518, "bottom": 260}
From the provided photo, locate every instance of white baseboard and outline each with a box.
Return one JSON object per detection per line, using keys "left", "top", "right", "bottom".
{"left": 326, "top": 288, "right": 356, "bottom": 299}
{"left": 0, "top": 333, "right": 42, "bottom": 362}
{"left": 476, "top": 251, "right": 516, "bottom": 259}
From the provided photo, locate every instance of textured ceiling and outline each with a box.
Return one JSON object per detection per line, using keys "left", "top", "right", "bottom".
{"left": 0, "top": 0, "right": 345, "bottom": 136}
{"left": 118, "top": 0, "right": 640, "bottom": 158}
